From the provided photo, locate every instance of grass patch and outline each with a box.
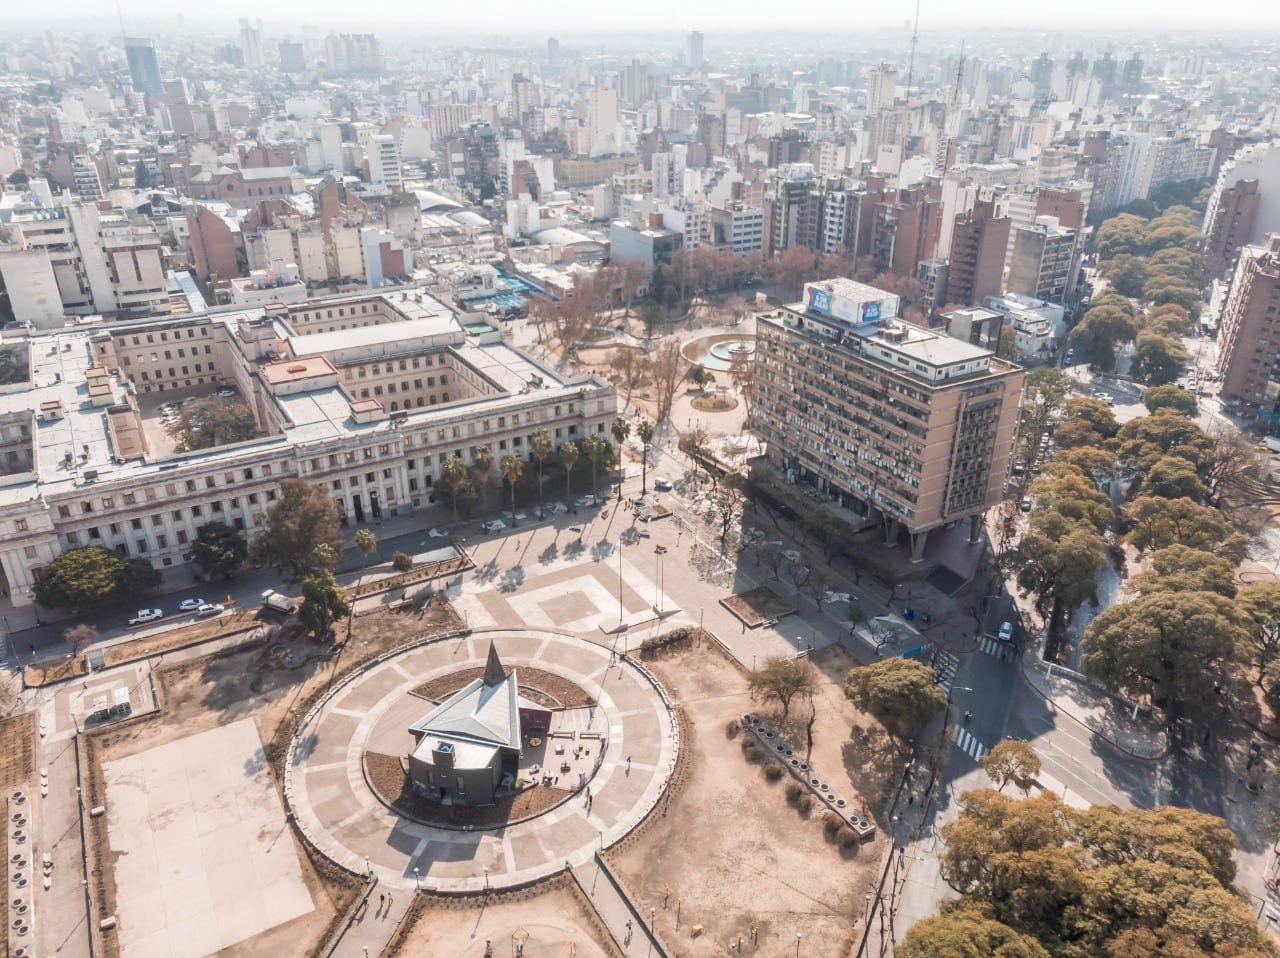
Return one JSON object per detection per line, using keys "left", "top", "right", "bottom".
{"left": 721, "top": 587, "right": 796, "bottom": 628}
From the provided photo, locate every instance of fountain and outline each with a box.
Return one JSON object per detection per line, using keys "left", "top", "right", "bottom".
{"left": 682, "top": 334, "right": 757, "bottom": 372}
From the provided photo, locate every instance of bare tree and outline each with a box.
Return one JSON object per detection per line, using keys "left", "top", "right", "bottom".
{"left": 64, "top": 623, "right": 99, "bottom": 655}
{"left": 650, "top": 339, "right": 686, "bottom": 423}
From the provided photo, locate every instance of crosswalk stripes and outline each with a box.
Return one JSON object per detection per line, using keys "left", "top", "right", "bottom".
{"left": 952, "top": 725, "right": 989, "bottom": 761}
{"left": 978, "top": 637, "right": 1015, "bottom": 661}
{"left": 931, "top": 649, "right": 959, "bottom": 699}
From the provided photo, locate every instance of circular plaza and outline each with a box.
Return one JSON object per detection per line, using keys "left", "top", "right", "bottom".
{"left": 283, "top": 628, "right": 678, "bottom": 893}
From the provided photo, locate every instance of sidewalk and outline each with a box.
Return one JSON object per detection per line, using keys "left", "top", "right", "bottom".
{"left": 1021, "top": 658, "right": 1167, "bottom": 760}
{"left": 327, "top": 882, "right": 410, "bottom": 958}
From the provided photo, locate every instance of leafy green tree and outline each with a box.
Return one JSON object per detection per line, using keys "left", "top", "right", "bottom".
{"left": 689, "top": 364, "right": 714, "bottom": 388}
{"left": 1082, "top": 591, "right": 1246, "bottom": 723}
{"left": 500, "top": 453, "right": 524, "bottom": 525}
{"left": 470, "top": 445, "right": 494, "bottom": 507}
{"left": 118, "top": 557, "right": 161, "bottom": 596}
{"left": 1098, "top": 253, "right": 1148, "bottom": 297}
{"left": 174, "top": 397, "right": 258, "bottom": 451}
{"left": 981, "top": 740, "right": 1042, "bottom": 794}
{"left": 1237, "top": 581, "right": 1280, "bottom": 689}
{"left": 1131, "top": 331, "right": 1188, "bottom": 385}
{"left": 1095, "top": 213, "right": 1148, "bottom": 259}
{"left": 581, "top": 432, "right": 609, "bottom": 503}
{"left": 191, "top": 521, "right": 248, "bottom": 579}
{"left": 1008, "top": 522, "right": 1108, "bottom": 631}
{"left": 253, "top": 479, "right": 344, "bottom": 580}
{"left": 748, "top": 656, "right": 816, "bottom": 722}
{"left": 1110, "top": 412, "right": 1215, "bottom": 482}
{"left": 635, "top": 418, "right": 655, "bottom": 493}
{"left": 610, "top": 416, "right": 631, "bottom": 500}
{"left": 931, "top": 788, "right": 1270, "bottom": 957}
{"left": 296, "top": 570, "right": 350, "bottom": 643}
{"left": 0, "top": 346, "right": 24, "bottom": 386}
{"left": 843, "top": 658, "right": 946, "bottom": 743}
{"left": 559, "top": 440, "right": 579, "bottom": 509}
{"left": 898, "top": 905, "right": 1052, "bottom": 958}
{"left": 391, "top": 551, "right": 413, "bottom": 573}
{"left": 1123, "top": 495, "right": 1247, "bottom": 562}
{"left": 1130, "top": 545, "right": 1238, "bottom": 599}
{"left": 1053, "top": 397, "right": 1118, "bottom": 449}
{"left": 1144, "top": 302, "right": 1192, "bottom": 337}
{"left": 354, "top": 528, "right": 377, "bottom": 569}
{"left": 1141, "top": 278, "right": 1198, "bottom": 310}
{"left": 1143, "top": 384, "right": 1199, "bottom": 416}
{"left": 33, "top": 546, "right": 127, "bottom": 611}
{"left": 440, "top": 454, "right": 471, "bottom": 520}
{"left": 529, "top": 428, "right": 553, "bottom": 516}
{"left": 1139, "top": 455, "right": 1206, "bottom": 501}
{"left": 1068, "top": 304, "right": 1138, "bottom": 372}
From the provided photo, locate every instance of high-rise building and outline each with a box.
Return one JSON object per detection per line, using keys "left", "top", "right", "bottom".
{"left": 324, "top": 33, "right": 381, "bottom": 73}
{"left": 620, "top": 59, "right": 649, "bottom": 108}
{"left": 947, "top": 198, "right": 1011, "bottom": 307}
{"left": 123, "top": 37, "right": 163, "bottom": 97}
{"left": 366, "top": 134, "right": 403, "bottom": 191}
{"left": 768, "top": 163, "right": 818, "bottom": 254}
{"left": 279, "top": 41, "right": 306, "bottom": 74}
{"left": 688, "top": 31, "right": 704, "bottom": 70}
{"left": 547, "top": 37, "right": 560, "bottom": 67}
{"left": 751, "top": 278, "right": 1025, "bottom": 558}
{"left": 510, "top": 73, "right": 533, "bottom": 126}
{"left": 1217, "top": 236, "right": 1280, "bottom": 430}
{"left": 239, "top": 18, "right": 264, "bottom": 69}
{"left": 1203, "top": 178, "right": 1261, "bottom": 281}
{"left": 866, "top": 63, "right": 897, "bottom": 116}
{"left": 1006, "top": 216, "right": 1076, "bottom": 305}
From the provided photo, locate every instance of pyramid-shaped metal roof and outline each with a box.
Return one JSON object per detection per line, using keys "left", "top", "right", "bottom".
{"left": 408, "top": 642, "right": 522, "bottom": 750}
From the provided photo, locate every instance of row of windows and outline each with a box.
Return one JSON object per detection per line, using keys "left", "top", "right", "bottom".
{"left": 124, "top": 327, "right": 210, "bottom": 346}
{"left": 57, "top": 463, "right": 288, "bottom": 516}
{"left": 121, "top": 345, "right": 214, "bottom": 364}
{"left": 63, "top": 492, "right": 275, "bottom": 546}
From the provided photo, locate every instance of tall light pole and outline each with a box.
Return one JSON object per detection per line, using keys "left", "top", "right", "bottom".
{"left": 796, "top": 932, "right": 803, "bottom": 957}
{"left": 483, "top": 866, "right": 490, "bottom": 891}
{"left": 617, "top": 538, "right": 625, "bottom": 629}
{"left": 413, "top": 866, "right": 420, "bottom": 890}
{"left": 647, "top": 906, "right": 656, "bottom": 958}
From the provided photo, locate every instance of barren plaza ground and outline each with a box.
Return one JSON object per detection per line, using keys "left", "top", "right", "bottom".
{"left": 47, "top": 465, "right": 931, "bottom": 958}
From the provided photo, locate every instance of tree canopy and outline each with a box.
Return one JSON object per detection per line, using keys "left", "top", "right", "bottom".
{"left": 1143, "top": 384, "right": 1199, "bottom": 417}
{"left": 843, "top": 658, "right": 946, "bottom": 742}
{"left": 296, "top": 569, "right": 350, "bottom": 642}
{"left": 921, "top": 788, "right": 1271, "bottom": 957}
{"left": 191, "top": 521, "right": 248, "bottom": 579}
{"left": 1082, "top": 590, "right": 1246, "bottom": 723}
{"left": 33, "top": 546, "right": 157, "bottom": 611}
{"left": 253, "top": 479, "right": 344, "bottom": 580}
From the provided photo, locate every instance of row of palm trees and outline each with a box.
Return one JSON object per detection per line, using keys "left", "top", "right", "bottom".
{"left": 436, "top": 415, "right": 656, "bottom": 526}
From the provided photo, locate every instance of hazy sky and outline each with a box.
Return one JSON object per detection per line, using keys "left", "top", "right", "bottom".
{"left": 8, "top": 0, "right": 1278, "bottom": 32}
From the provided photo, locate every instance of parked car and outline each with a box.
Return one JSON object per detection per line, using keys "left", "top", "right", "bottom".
{"left": 1021, "top": 497, "right": 1033, "bottom": 512}
{"left": 179, "top": 598, "right": 206, "bottom": 612}
{"left": 998, "top": 621, "right": 1014, "bottom": 642}
{"left": 480, "top": 519, "right": 507, "bottom": 533}
{"left": 128, "top": 609, "right": 163, "bottom": 626}
{"left": 216, "top": 386, "right": 236, "bottom": 397}
{"left": 196, "top": 603, "right": 225, "bottom": 617}
{"left": 653, "top": 476, "right": 673, "bottom": 491}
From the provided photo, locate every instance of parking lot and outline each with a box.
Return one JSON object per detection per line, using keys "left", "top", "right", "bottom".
{"left": 137, "top": 385, "right": 242, "bottom": 457}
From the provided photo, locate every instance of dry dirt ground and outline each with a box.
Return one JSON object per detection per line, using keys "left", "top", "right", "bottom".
{"left": 609, "top": 642, "right": 886, "bottom": 957}
{"left": 389, "top": 883, "right": 615, "bottom": 958}
{"left": 82, "top": 600, "right": 460, "bottom": 958}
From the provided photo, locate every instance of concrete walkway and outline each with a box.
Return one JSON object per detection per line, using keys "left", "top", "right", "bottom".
{"left": 572, "top": 856, "right": 667, "bottom": 958}
{"left": 328, "top": 882, "right": 412, "bottom": 958}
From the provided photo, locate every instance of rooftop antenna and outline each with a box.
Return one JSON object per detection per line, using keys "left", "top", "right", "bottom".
{"left": 903, "top": 0, "right": 921, "bottom": 105}
{"left": 117, "top": 0, "right": 127, "bottom": 41}
{"left": 941, "top": 41, "right": 965, "bottom": 175}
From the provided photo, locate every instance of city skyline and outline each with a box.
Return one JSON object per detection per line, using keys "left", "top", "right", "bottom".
{"left": 6, "top": 1, "right": 1280, "bottom": 31}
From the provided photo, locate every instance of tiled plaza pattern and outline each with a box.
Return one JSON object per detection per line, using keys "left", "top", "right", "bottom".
{"left": 284, "top": 629, "right": 677, "bottom": 893}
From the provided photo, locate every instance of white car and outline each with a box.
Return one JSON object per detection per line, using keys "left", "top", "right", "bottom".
{"left": 480, "top": 519, "right": 507, "bottom": 533}
{"left": 427, "top": 527, "right": 449, "bottom": 538}
{"left": 195, "top": 603, "right": 225, "bottom": 617}
{"left": 179, "top": 598, "right": 205, "bottom": 612}
{"left": 128, "top": 609, "right": 163, "bottom": 626}
{"left": 653, "top": 477, "right": 673, "bottom": 491}
{"left": 998, "top": 621, "right": 1014, "bottom": 642}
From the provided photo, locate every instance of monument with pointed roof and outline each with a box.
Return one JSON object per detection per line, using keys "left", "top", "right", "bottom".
{"left": 406, "top": 641, "right": 552, "bottom": 806}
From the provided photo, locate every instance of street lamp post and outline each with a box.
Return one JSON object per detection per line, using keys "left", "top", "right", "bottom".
{"left": 364, "top": 855, "right": 370, "bottom": 879}
{"left": 617, "top": 537, "right": 625, "bottom": 629}
{"left": 413, "top": 866, "right": 420, "bottom": 890}
{"left": 483, "top": 866, "right": 490, "bottom": 891}
{"left": 647, "top": 906, "right": 657, "bottom": 958}
{"left": 796, "top": 932, "right": 803, "bottom": 957}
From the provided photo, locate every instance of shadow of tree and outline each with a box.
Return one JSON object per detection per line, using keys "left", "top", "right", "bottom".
{"left": 841, "top": 727, "right": 902, "bottom": 822}
{"left": 499, "top": 567, "right": 525, "bottom": 593}
{"left": 474, "top": 560, "right": 500, "bottom": 584}
{"left": 538, "top": 542, "right": 559, "bottom": 565}
{"left": 590, "top": 540, "right": 615, "bottom": 563}
{"left": 243, "top": 747, "right": 266, "bottom": 777}
{"left": 563, "top": 540, "right": 586, "bottom": 561}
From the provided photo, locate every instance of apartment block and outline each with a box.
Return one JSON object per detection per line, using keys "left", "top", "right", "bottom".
{"left": 1216, "top": 236, "right": 1280, "bottom": 430}
{"left": 0, "top": 288, "right": 616, "bottom": 605}
{"left": 751, "top": 278, "right": 1025, "bottom": 559}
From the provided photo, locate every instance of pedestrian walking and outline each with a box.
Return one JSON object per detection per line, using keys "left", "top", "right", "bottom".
{"left": 379, "top": 892, "right": 385, "bottom": 909}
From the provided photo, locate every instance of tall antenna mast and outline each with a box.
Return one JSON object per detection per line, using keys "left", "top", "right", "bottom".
{"left": 903, "top": 0, "right": 921, "bottom": 105}
{"left": 951, "top": 41, "right": 966, "bottom": 109}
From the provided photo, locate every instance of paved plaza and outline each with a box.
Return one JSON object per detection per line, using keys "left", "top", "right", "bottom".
{"left": 285, "top": 629, "right": 676, "bottom": 892}
{"left": 103, "top": 719, "right": 315, "bottom": 958}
